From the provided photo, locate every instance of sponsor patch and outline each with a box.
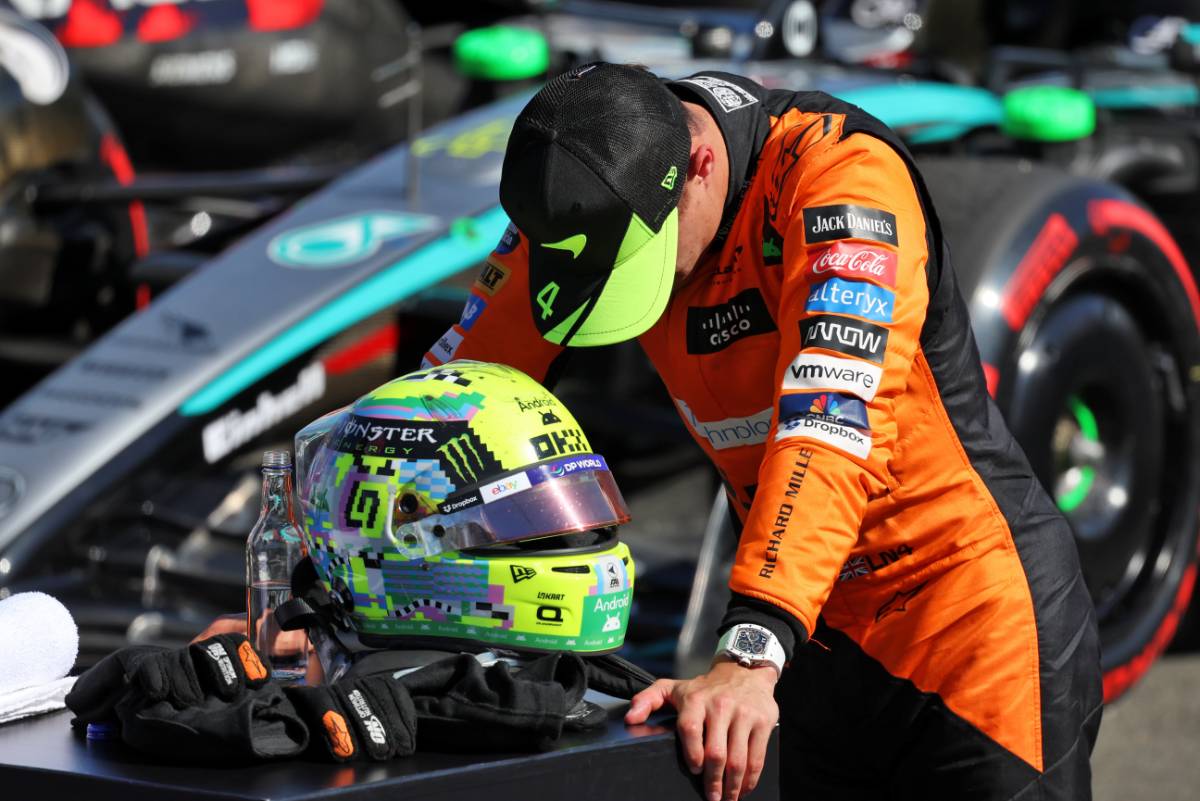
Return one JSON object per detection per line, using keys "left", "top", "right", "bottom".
{"left": 779, "top": 392, "right": 870, "bottom": 430}
{"left": 776, "top": 415, "right": 872, "bottom": 459}
{"left": 675, "top": 398, "right": 773, "bottom": 450}
{"left": 529, "top": 428, "right": 587, "bottom": 459}
{"left": 203, "top": 643, "right": 237, "bottom": 687}
{"left": 678, "top": 75, "right": 759, "bottom": 112}
{"left": 323, "top": 711, "right": 355, "bottom": 758}
{"left": 474, "top": 258, "right": 510, "bottom": 296}
{"left": 800, "top": 315, "right": 889, "bottom": 364}
{"left": 480, "top": 471, "right": 533, "bottom": 504}
{"left": 238, "top": 641, "right": 268, "bottom": 681}
{"left": 838, "top": 545, "right": 914, "bottom": 583}
{"left": 805, "top": 277, "right": 895, "bottom": 322}
{"left": 596, "top": 556, "right": 629, "bottom": 591}
{"left": 803, "top": 204, "right": 898, "bottom": 247}
{"left": 431, "top": 326, "right": 463, "bottom": 362}
{"left": 686, "top": 288, "right": 776, "bottom": 354}
{"left": 783, "top": 352, "right": 882, "bottom": 400}
{"left": 810, "top": 242, "right": 898, "bottom": 286}
{"left": 495, "top": 223, "right": 520, "bottom": 255}
{"left": 459, "top": 295, "right": 487, "bottom": 331}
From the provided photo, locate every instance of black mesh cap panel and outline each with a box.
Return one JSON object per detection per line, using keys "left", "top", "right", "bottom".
{"left": 500, "top": 62, "right": 691, "bottom": 238}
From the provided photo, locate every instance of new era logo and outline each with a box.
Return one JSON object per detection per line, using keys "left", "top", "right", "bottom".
{"left": 511, "top": 565, "right": 536, "bottom": 583}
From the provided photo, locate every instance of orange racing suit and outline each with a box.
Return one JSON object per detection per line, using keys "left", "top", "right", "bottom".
{"left": 424, "top": 71, "right": 1102, "bottom": 797}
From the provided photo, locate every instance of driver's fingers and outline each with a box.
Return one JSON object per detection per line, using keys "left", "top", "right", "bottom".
{"left": 723, "top": 716, "right": 751, "bottom": 801}
{"left": 676, "top": 699, "right": 707, "bottom": 775}
{"left": 702, "top": 698, "right": 734, "bottom": 801}
{"left": 626, "top": 679, "right": 674, "bottom": 725}
{"left": 742, "top": 719, "right": 772, "bottom": 796}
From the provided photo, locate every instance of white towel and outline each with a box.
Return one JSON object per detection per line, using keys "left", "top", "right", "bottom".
{"left": 0, "top": 591, "right": 79, "bottom": 695}
{"left": 0, "top": 676, "right": 76, "bottom": 725}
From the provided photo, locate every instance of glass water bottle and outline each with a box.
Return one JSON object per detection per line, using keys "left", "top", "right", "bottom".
{"left": 246, "top": 450, "right": 308, "bottom": 682}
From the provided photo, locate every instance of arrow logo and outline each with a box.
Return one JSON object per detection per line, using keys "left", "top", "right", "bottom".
{"left": 542, "top": 234, "right": 587, "bottom": 260}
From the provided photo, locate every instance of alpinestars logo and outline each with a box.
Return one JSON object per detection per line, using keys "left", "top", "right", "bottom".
{"left": 686, "top": 288, "right": 776, "bottom": 354}
{"left": 803, "top": 204, "right": 898, "bottom": 247}
{"left": 800, "top": 315, "right": 889, "bottom": 364}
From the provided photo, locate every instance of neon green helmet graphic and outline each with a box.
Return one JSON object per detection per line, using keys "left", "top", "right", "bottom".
{"left": 294, "top": 360, "right": 635, "bottom": 654}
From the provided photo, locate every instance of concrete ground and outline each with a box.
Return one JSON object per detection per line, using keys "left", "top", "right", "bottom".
{"left": 1093, "top": 649, "right": 1200, "bottom": 801}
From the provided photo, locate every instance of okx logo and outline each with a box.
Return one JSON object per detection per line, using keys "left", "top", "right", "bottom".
{"left": 530, "top": 428, "right": 586, "bottom": 459}
{"left": 779, "top": 392, "right": 870, "bottom": 430}
{"left": 686, "top": 288, "right": 775, "bottom": 354}
{"left": 800, "top": 315, "right": 889, "bottom": 364}
{"left": 437, "top": 432, "right": 500, "bottom": 485}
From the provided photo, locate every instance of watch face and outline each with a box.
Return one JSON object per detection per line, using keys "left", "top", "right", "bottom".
{"left": 733, "top": 627, "right": 769, "bottom": 656}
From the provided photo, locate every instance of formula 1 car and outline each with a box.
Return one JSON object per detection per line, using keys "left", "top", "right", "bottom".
{"left": 1, "top": 0, "right": 1198, "bottom": 705}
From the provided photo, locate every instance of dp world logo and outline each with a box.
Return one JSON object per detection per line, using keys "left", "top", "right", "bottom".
{"left": 268, "top": 211, "right": 441, "bottom": 269}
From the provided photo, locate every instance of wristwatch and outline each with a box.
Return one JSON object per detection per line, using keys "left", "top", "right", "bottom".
{"left": 715, "top": 623, "right": 786, "bottom": 676}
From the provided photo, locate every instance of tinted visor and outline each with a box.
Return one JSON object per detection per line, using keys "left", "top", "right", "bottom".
{"left": 346, "top": 455, "right": 631, "bottom": 560}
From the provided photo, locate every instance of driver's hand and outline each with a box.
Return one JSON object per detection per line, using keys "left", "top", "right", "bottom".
{"left": 625, "top": 659, "right": 779, "bottom": 801}
{"left": 191, "top": 612, "right": 306, "bottom": 658}
{"left": 191, "top": 612, "right": 247, "bottom": 642}
{"left": 192, "top": 612, "right": 322, "bottom": 683}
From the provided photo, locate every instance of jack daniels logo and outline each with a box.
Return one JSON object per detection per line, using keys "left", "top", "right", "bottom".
{"left": 332, "top": 414, "right": 500, "bottom": 487}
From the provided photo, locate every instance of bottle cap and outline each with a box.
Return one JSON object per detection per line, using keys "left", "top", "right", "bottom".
{"left": 263, "top": 450, "right": 292, "bottom": 468}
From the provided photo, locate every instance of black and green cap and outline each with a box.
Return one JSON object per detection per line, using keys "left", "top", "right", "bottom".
{"left": 499, "top": 62, "right": 691, "bottom": 347}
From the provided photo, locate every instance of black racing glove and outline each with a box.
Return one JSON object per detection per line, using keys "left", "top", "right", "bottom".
{"left": 285, "top": 674, "right": 417, "bottom": 762}
{"left": 67, "top": 634, "right": 308, "bottom": 762}
{"left": 398, "top": 651, "right": 591, "bottom": 751}
{"left": 66, "top": 633, "right": 272, "bottom": 724}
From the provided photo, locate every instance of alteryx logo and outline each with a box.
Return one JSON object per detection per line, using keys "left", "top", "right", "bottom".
{"left": 268, "top": 211, "right": 441, "bottom": 269}
{"left": 805, "top": 278, "right": 894, "bottom": 322}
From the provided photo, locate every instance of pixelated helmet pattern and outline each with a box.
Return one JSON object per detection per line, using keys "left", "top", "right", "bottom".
{"left": 293, "top": 361, "right": 635, "bottom": 654}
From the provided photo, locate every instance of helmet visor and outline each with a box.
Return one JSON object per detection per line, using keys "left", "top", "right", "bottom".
{"left": 404, "top": 456, "right": 630, "bottom": 555}
{"left": 303, "top": 453, "right": 630, "bottom": 560}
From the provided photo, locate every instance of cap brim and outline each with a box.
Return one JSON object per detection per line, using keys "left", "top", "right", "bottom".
{"left": 543, "top": 208, "right": 677, "bottom": 347}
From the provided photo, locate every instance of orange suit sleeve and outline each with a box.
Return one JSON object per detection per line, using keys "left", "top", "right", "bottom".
{"left": 727, "top": 133, "right": 932, "bottom": 638}
{"left": 420, "top": 223, "right": 564, "bottom": 383}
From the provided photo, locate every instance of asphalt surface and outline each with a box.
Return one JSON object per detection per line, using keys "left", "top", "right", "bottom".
{"left": 619, "top": 464, "right": 1200, "bottom": 799}
{"left": 1093, "top": 646, "right": 1200, "bottom": 801}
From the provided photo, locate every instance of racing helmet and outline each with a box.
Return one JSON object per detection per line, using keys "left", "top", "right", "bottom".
{"left": 293, "top": 361, "right": 635, "bottom": 657}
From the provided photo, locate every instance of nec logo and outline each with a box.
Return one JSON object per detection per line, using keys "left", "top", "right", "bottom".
{"left": 799, "top": 315, "right": 889, "bottom": 364}
{"left": 686, "top": 288, "right": 775, "bottom": 354}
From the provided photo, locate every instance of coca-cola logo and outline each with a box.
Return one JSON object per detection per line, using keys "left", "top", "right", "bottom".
{"left": 809, "top": 243, "right": 897, "bottom": 287}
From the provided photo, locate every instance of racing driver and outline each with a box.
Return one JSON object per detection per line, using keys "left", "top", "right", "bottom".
{"left": 421, "top": 63, "right": 1103, "bottom": 800}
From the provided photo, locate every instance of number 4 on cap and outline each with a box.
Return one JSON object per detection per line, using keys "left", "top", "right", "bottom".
{"left": 537, "top": 282, "right": 560, "bottom": 319}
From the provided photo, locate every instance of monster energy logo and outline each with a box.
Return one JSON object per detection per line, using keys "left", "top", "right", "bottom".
{"left": 437, "top": 432, "right": 499, "bottom": 485}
